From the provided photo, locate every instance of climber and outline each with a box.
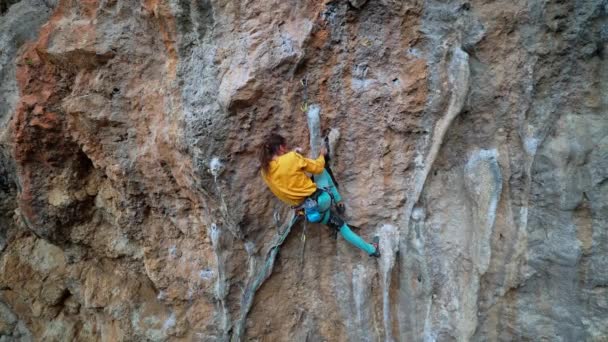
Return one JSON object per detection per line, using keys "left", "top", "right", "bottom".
{"left": 259, "top": 133, "right": 380, "bottom": 257}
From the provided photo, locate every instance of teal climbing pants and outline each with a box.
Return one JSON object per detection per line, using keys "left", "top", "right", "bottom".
{"left": 313, "top": 169, "right": 342, "bottom": 203}
{"left": 312, "top": 169, "right": 377, "bottom": 256}
{"left": 338, "top": 223, "right": 376, "bottom": 255}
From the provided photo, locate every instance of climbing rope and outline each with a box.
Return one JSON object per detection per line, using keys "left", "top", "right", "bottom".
{"left": 300, "top": 220, "right": 308, "bottom": 268}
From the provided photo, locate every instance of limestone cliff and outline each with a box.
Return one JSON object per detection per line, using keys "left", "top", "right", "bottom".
{"left": 0, "top": 0, "right": 607, "bottom": 341}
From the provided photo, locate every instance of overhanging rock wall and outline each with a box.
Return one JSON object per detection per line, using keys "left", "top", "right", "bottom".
{"left": 0, "top": 0, "right": 606, "bottom": 341}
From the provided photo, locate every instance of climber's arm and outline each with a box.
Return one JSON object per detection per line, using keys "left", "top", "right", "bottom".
{"left": 295, "top": 152, "right": 325, "bottom": 175}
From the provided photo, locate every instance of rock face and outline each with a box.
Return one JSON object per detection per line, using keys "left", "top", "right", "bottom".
{"left": 0, "top": 0, "right": 607, "bottom": 341}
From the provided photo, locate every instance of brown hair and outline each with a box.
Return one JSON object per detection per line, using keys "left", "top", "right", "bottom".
{"left": 259, "top": 133, "right": 286, "bottom": 173}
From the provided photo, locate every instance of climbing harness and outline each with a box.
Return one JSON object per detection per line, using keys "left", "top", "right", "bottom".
{"left": 291, "top": 187, "right": 344, "bottom": 240}
{"left": 303, "top": 198, "right": 321, "bottom": 222}
{"left": 293, "top": 188, "right": 334, "bottom": 221}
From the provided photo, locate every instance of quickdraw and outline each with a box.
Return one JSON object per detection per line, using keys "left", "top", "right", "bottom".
{"left": 300, "top": 77, "right": 309, "bottom": 113}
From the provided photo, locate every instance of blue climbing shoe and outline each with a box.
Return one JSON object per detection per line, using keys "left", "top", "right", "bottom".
{"left": 370, "top": 236, "right": 381, "bottom": 258}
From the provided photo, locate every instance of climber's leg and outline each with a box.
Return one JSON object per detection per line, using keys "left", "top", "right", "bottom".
{"left": 323, "top": 211, "right": 378, "bottom": 256}
{"left": 315, "top": 191, "right": 332, "bottom": 212}
{"left": 313, "top": 169, "right": 342, "bottom": 203}
{"left": 323, "top": 132, "right": 340, "bottom": 189}
{"left": 340, "top": 224, "right": 377, "bottom": 255}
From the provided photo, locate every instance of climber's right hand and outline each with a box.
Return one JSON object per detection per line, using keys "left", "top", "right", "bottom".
{"left": 319, "top": 146, "right": 328, "bottom": 157}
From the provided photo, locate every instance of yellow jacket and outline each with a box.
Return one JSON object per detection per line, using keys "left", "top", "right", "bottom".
{"left": 261, "top": 151, "right": 325, "bottom": 206}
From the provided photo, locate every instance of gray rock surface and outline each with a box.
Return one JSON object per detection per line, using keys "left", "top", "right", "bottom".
{"left": 0, "top": 0, "right": 55, "bottom": 124}
{"left": 0, "top": 0, "right": 606, "bottom": 341}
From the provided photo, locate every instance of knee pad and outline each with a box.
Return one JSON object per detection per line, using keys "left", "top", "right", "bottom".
{"left": 326, "top": 212, "right": 344, "bottom": 231}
